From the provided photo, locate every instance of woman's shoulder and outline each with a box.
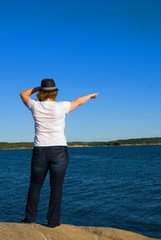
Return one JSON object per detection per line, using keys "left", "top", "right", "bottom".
{"left": 56, "top": 101, "right": 71, "bottom": 113}
{"left": 27, "top": 98, "right": 39, "bottom": 110}
{"left": 56, "top": 101, "right": 70, "bottom": 106}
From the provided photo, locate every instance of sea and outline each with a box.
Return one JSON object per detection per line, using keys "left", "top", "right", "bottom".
{"left": 0, "top": 146, "right": 161, "bottom": 238}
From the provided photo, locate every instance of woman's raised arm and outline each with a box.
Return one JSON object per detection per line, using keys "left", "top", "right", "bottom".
{"left": 20, "top": 87, "right": 40, "bottom": 107}
{"left": 69, "top": 93, "right": 99, "bottom": 113}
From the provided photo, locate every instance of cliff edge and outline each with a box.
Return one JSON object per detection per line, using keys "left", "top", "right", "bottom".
{"left": 0, "top": 222, "right": 159, "bottom": 240}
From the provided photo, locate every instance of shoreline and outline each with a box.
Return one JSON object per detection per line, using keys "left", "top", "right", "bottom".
{"left": 1, "top": 143, "right": 161, "bottom": 150}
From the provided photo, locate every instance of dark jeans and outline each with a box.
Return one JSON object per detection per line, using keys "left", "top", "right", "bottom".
{"left": 24, "top": 146, "right": 69, "bottom": 227}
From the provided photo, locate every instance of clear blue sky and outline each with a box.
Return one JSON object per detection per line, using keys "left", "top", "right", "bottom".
{"left": 0, "top": 0, "right": 161, "bottom": 142}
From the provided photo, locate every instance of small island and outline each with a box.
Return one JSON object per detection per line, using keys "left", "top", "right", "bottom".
{"left": 0, "top": 137, "right": 161, "bottom": 150}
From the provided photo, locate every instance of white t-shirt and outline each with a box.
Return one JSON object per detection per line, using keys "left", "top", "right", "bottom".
{"left": 27, "top": 98, "right": 70, "bottom": 146}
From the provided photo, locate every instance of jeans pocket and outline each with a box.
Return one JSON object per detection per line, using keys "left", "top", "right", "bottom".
{"left": 51, "top": 147, "right": 65, "bottom": 161}
{"left": 32, "top": 147, "right": 41, "bottom": 160}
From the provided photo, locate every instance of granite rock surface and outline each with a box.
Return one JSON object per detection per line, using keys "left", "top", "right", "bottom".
{"left": 0, "top": 223, "right": 159, "bottom": 240}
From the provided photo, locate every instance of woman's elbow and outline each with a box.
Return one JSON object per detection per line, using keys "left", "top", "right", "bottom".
{"left": 20, "top": 91, "right": 24, "bottom": 97}
{"left": 20, "top": 91, "right": 25, "bottom": 98}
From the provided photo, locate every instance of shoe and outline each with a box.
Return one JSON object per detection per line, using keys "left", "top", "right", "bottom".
{"left": 21, "top": 218, "right": 34, "bottom": 223}
{"left": 41, "top": 223, "right": 61, "bottom": 228}
{"left": 48, "top": 223, "right": 61, "bottom": 228}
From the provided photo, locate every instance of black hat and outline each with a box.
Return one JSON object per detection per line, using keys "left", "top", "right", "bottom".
{"left": 40, "top": 79, "right": 59, "bottom": 92}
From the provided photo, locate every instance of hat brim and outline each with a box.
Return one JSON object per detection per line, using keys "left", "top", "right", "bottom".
{"left": 39, "top": 87, "right": 59, "bottom": 92}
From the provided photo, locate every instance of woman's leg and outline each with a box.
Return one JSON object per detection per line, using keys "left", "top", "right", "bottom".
{"left": 24, "top": 147, "right": 48, "bottom": 223}
{"left": 47, "top": 146, "right": 69, "bottom": 227}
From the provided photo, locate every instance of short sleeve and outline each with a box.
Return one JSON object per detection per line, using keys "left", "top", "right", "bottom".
{"left": 27, "top": 98, "right": 37, "bottom": 110}
{"left": 59, "top": 101, "right": 71, "bottom": 114}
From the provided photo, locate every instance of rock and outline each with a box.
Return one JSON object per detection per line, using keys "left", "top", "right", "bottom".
{"left": 0, "top": 223, "right": 159, "bottom": 240}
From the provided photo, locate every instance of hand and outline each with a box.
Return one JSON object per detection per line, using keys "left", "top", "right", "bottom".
{"left": 90, "top": 93, "right": 99, "bottom": 99}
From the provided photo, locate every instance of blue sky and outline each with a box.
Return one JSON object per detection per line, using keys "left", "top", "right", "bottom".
{"left": 0, "top": 0, "right": 161, "bottom": 142}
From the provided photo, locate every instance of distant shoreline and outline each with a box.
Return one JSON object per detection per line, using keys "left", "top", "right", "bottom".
{"left": 1, "top": 143, "right": 161, "bottom": 150}
{"left": 1, "top": 137, "right": 161, "bottom": 150}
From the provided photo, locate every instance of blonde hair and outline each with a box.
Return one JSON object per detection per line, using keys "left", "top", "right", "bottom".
{"left": 36, "top": 91, "right": 58, "bottom": 101}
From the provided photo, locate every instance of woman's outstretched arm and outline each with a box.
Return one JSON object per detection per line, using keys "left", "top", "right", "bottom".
{"left": 20, "top": 87, "right": 40, "bottom": 107}
{"left": 69, "top": 93, "right": 99, "bottom": 112}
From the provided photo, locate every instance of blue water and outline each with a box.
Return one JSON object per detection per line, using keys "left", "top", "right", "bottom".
{"left": 0, "top": 146, "right": 161, "bottom": 238}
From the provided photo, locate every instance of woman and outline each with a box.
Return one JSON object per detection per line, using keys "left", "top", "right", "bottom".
{"left": 20, "top": 78, "right": 99, "bottom": 228}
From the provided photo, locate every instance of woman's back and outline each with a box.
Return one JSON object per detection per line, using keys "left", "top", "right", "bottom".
{"left": 28, "top": 99, "right": 70, "bottom": 147}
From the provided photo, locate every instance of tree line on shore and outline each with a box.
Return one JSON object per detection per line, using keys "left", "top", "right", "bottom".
{"left": 0, "top": 137, "right": 161, "bottom": 149}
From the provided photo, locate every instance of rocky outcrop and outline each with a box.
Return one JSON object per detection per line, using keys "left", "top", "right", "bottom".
{"left": 0, "top": 223, "right": 159, "bottom": 240}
